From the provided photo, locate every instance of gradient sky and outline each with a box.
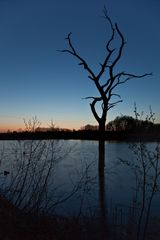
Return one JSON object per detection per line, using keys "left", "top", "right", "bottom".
{"left": 0, "top": 0, "right": 159, "bottom": 131}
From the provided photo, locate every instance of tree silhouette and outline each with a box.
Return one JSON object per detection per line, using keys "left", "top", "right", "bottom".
{"left": 59, "top": 7, "right": 151, "bottom": 135}
{"left": 59, "top": 8, "right": 152, "bottom": 236}
{"left": 59, "top": 6, "right": 152, "bottom": 185}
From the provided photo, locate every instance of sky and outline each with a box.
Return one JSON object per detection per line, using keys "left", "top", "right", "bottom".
{"left": 0, "top": 0, "right": 159, "bottom": 131}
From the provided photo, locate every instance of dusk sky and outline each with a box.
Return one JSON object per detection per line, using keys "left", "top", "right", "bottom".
{"left": 0, "top": 0, "right": 159, "bottom": 131}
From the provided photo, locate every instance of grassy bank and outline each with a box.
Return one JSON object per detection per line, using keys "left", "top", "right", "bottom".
{"left": 0, "top": 195, "right": 104, "bottom": 240}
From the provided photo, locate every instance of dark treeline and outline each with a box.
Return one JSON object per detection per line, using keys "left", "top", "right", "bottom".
{"left": 0, "top": 129, "right": 160, "bottom": 142}
{"left": 0, "top": 115, "right": 160, "bottom": 141}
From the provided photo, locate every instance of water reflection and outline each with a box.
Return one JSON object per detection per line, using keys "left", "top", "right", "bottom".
{"left": 0, "top": 140, "right": 160, "bottom": 239}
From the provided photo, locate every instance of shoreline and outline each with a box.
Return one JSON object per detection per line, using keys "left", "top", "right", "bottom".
{"left": 0, "top": 130, "right": 159, "bottom": 142}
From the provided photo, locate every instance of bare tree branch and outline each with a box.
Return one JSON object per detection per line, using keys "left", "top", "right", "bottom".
{"left": 58, "top": 33, "right": 96, "bottom": 80}
{"left": 59, "top": 7, "right": 152, "bottom": 131}
{"left": 108, "top": 100, "right": 123, "bottom": 110}
{"left": 90, "top": 99, "right": 101, "bottom": 123}
{"left": 108, "top": 72, "right": 152, "bottom": 94}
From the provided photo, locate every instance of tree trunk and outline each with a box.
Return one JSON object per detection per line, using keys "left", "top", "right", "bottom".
{"left": 98, "top": 140, "right": 105, "bottom": 172}
{"left": 99, "top": 120, "right": 106, "bottom": 133}
{"left": 98, "top": 121, "right": 108, "bottom": 237}
{"left": 98, "top": 120, "right": 105, "bottom": 172}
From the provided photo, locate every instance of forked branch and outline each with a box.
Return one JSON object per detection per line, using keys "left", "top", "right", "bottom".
{"left": 59, "top": 7, "right": 152, "bottom": 129}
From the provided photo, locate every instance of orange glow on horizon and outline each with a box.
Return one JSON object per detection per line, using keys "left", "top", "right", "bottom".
{"left": 0, "top": 115, "right": 97, "bottom": 132}
{"left": 0, "top": 121, "right": 90, "bottom": 132}
{"left": 0, "top": 124, "right": 24, "bottom": 133}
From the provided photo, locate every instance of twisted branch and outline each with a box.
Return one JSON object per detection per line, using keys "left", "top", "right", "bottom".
{"left": 59, "top": 7, "right": 152, "bottom": 128}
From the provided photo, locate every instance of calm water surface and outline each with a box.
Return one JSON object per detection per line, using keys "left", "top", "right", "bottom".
{"left": 0, "top": 140, "right": 159, "bottom": 218}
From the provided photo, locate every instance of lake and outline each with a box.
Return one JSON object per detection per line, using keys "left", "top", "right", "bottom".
{"left": 0, "top": 139, "right": 160, "bottom": 237}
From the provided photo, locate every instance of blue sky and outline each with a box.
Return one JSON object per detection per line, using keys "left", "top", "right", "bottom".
{"left": 0, "top": 0, "right": 159, "bottom": 131}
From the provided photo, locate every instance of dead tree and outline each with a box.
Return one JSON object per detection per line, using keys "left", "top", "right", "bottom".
{"left": 59, "top": 8, "right": 152, "bottom": 176}
{"left": 59, "top": 9, "right": 152, "bottom": 231}
{"left": 59, "top": 8, "right": 151, "bottom": 134}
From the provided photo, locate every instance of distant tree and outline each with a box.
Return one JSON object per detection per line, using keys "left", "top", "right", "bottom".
{"left": 106, "top": 115, "right": 155, "bottom": 132}
{"left": 59, "top": 7, "right": 151, "bottom": 133}
{"left": 106, "top": 115, "right": 137, "bottom": 131}
{"left": 24, "top": 116, "right": 41, "bottom": 132}
{"left": 80, "top": 124, "right": 98, "bottom": 131}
